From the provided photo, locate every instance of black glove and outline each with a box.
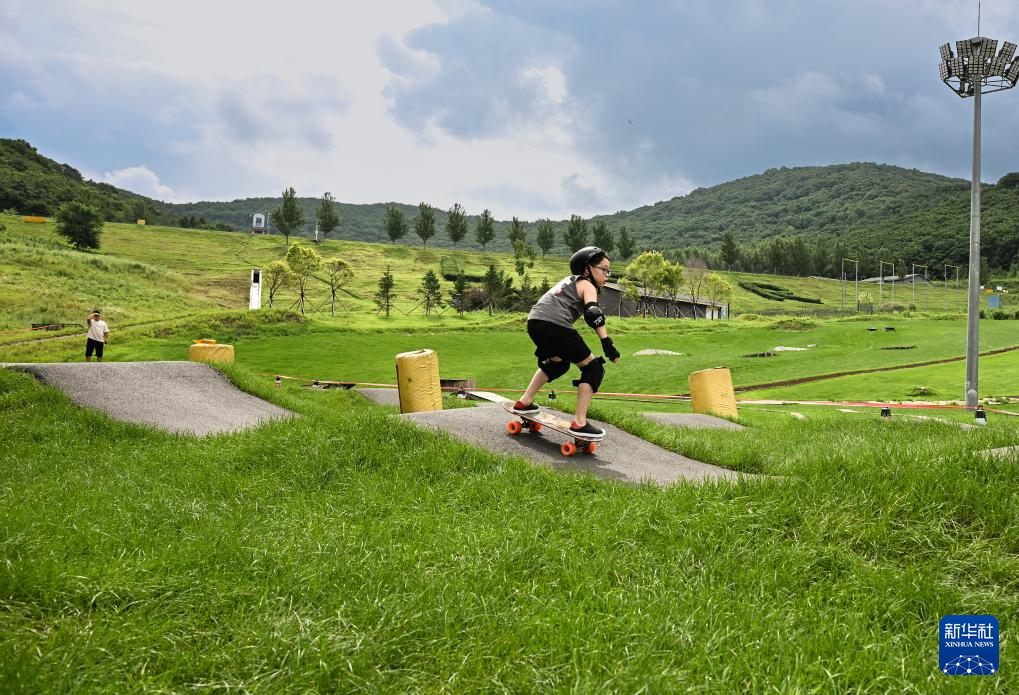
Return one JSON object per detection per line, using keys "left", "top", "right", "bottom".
{"left": 601, "top": 336, "right": 621, "bottom": 361}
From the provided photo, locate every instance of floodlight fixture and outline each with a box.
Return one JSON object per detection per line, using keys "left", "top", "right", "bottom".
{"left": 939, "top": 37, "right": 1018, "bottom": 96}
{"left": 939, "top": 24, "right": 1017, "bottom": 408}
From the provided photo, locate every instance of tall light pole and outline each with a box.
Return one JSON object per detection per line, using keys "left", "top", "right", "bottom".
{"left": 939, "top": 33, "right": 1018, "bottom": 408}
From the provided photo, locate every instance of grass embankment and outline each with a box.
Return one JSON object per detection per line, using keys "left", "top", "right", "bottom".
{"left": 2, "top": 364, "right": 1017, "bottom": 692}
{"left": 0, "top": 214, "right": 978, "bottom": 336}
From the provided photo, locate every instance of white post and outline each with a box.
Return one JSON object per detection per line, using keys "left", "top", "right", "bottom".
{"left": 249, "top": 268, "right": 262, "bottom": 310}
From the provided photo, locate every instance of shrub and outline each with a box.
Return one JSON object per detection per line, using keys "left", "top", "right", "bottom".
{"left": 55, "top": 201, "right": 103, "bottom": 250}
{"left": 770, "top": 318, "right": 817, "bottom": 331}
{"left": 738, "top": 280, "right": 821, "bottom": 304}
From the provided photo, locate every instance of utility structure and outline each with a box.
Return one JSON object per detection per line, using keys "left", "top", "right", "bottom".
{"left": 878, "top": 261, "right": 895, "bottom": 311}
{"left": 939, "top": 25, "right": 1018, "bottom": 408}
{"left": 911, "top": 263, "right": 929, "bottom": 310}
{"left": 841, "top": 257, "right": 859, "bottom": 311}
{"left": 944, "top": 263, "right": 961, "bottom": 312}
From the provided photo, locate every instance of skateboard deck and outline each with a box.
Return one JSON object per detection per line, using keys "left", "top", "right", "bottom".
{"left": 502, "top": 402, "right": 600, "bottom": 457}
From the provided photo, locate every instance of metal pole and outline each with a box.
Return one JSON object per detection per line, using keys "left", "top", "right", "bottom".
{"left": 841, "top": 258, "right": 846, "bottom": 310}
{"left": 912, "top": 263, "right": 916, "bottom": 308}
{"left": 965, "top": 84, "right": 982, "bottom": 408}
{"left": 891, "top": 263, "right": 896, "bottom": 308}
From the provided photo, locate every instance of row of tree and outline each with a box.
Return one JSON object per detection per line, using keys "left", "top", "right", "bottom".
{"left": 692, "top": 230, "right": 994, "bottom": 282}
{"left": 380, "top": 203, "right": 639, "bottom": 260}
{"left": 372, "top": 264, "right": 554, "bottom": 319}
{"left": 270, "top": 188, "right": 341, "bottom": 246}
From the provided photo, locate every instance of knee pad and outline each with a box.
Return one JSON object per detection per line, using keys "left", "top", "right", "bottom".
{"left": 539, "top": 357, "right": 571, "bottom": 382}
{"left": 573, "top": 357, "right": 605, "bottom": 393}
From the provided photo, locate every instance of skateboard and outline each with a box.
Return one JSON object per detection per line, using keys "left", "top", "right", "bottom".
{"left": 502, "top": 402, "right": 600, "bottom": 457}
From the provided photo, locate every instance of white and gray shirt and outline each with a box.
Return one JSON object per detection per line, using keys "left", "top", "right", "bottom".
{"left": 528, "top": 276, "right": 589, "bottom": 328}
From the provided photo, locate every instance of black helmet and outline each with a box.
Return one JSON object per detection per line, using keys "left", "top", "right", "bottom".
{"left": 569, "top": 246, "right": 607, "bottom": 276}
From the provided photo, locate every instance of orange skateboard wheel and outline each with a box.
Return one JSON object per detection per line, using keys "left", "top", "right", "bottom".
{"left": 530, "top": 422, "right": 542, "bottom": 432}
{"left": 507, "top": 420, "right": 523, "bottom": 435}
{"left": 583, "top": 442, "right": 597, "bottom": 455}
{"left": 560, "top": 442, "right": 577, "bottom": 456}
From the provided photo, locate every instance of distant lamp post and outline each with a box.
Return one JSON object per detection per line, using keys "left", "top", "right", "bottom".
{"left": 938, "top": 34, "right": 1018, "bottom": 408}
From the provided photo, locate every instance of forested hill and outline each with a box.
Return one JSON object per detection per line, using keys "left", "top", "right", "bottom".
{"left": 4, "top": 138, "right": 1018, "bottom": 269}
{"left": 0, "top": 139, "right": 170, "bottom": 223}
{"left": 166, "top": 163, "right": 982, "bottom": 251}
{"left": 596, "top": 163, "right": 970, "bottom": 247}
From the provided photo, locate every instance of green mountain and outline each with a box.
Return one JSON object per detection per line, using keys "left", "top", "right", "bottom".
{"left": 0, "top": 139, "right": 171, "bottom": 223}
{"left": 4, "top": 138, "right": 1017, "bottom": 273}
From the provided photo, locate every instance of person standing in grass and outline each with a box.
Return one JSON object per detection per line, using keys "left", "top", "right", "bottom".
{"left": 85, "top": 309, "right": 109, "bottom": 363}
{"left": 511, "top": 246, "right": 621, "bottom": 439}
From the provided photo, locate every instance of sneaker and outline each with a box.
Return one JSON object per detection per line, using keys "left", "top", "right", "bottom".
{"left": 569, "top": 421, "right": 605, "bottom": 439}
{"left": 511, "top": 401, "right": 540, "bottom": 415}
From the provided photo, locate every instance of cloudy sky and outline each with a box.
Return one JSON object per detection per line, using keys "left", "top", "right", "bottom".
{"left": 2, "top": 0, "right": 1018, "bottom": 219}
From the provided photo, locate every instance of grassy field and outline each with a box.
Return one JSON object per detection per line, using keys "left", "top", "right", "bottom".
{"left": 6, "top": 307, "right": 1019, "bottom": 404}
{"left": 0, "top": 214, "right": 980, "bottom": 334}
{"left": 2, "top": 362, "right": 1017, "bottom": 692}
{"left": 4, "top": 215, "right": 1019, "bottom": 691}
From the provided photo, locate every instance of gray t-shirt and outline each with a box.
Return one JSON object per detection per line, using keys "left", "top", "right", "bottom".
{"left": 528, "top": 275, "right": 588, "bottom": 328}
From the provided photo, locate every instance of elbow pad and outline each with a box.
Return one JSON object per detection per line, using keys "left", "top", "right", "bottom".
{"left": 583, "top": 301, "right": 605, "bottom": 329}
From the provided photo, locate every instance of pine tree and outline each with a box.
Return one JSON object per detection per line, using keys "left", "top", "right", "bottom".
{"left": 383, "top": 206, "right": 407, "bottom": 244}
{"left": 719, "top": 230, "right": 740, "bottom": 270}
{"left": 446, "top": 202, "right": 468, "bottom": 247}
{"left": 413, "top": 202, "right": 436, "bottom": 247}
{"left": 564, "top": 214, "right": 588, "bottom": 252}
{"left": 271, "top": 186, "right": 304, "bottom": 246}
{"left": 617, "top": 226, "right": 636, "bottom": 260}
{"left": 316, "top": 192, "right": 340, "bottom": 241}
{"left": 475, "top": 209, "right": 495, "bottom": 250}
{"left": 451, "top": 271, "right": 470, "bottom": 315}
{"left": 374, "top": 266, "right": 396, "bottom": 317}
{"left": 591, "top": 220, "right": 614, "bottom": 254}
{"left": 508, "top": 216, "right": 526, "bottom": 245}
{"left": 418, "top": 270, "right": 444, "bottom": 315}
{"left": 535, "top": 219, "right": 555, "bottom": 257}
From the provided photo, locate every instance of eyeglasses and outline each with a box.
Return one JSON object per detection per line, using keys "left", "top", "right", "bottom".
{"left": 592, "top": 265, "right": 611, "bottom": 277}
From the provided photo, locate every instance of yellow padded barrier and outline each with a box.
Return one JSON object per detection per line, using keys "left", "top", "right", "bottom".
{"left": 395, "top": 349, "right": 442, "bottom": 414}
{"left": 188, "top": 339, "right": 235, "bottom": 364}
{"left": 688, "top": 367, "right": 738, "bottom": 420}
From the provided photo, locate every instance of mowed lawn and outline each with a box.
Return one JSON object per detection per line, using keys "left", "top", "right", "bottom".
{"left": 2, "top": 363, "right": 1018, "bottom": 692}
{"left": 89, "top": 316, "right": 1019, "bottom": 400}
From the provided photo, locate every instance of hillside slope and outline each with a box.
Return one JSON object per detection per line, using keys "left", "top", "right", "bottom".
{"left": 0, "top": 139, "right": 170, "bottom": 223}
{"left": 4, "top": 139, "right": 1016, "bottom": 270}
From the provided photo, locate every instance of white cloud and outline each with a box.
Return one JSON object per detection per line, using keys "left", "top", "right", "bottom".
{"left": 98, "top": 166, "right": 176, "bottom": 201}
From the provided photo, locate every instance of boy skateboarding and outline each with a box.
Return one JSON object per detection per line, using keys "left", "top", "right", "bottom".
{"left": 511, "top": 246, "right": 621, "bottom": 439}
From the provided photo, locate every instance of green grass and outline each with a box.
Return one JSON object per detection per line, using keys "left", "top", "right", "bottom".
{"left": 1, "top": 214, "right": 980, "bottom": 335}
{"left": 12, "top": 310, "right": 1019, "bottom": 399}
{"left": 2, "top": 364, "right": 1018, "bottom": 692}
{"left": 5, "top": 214, "right": 1019, "bottom": 690}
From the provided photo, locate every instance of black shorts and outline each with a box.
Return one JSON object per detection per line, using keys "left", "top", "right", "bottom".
{"left": 527, "top": 319, "right": 592, "bottom": 364}
{"left": 85, "top": 338, "right": 105, "bottom": 358}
